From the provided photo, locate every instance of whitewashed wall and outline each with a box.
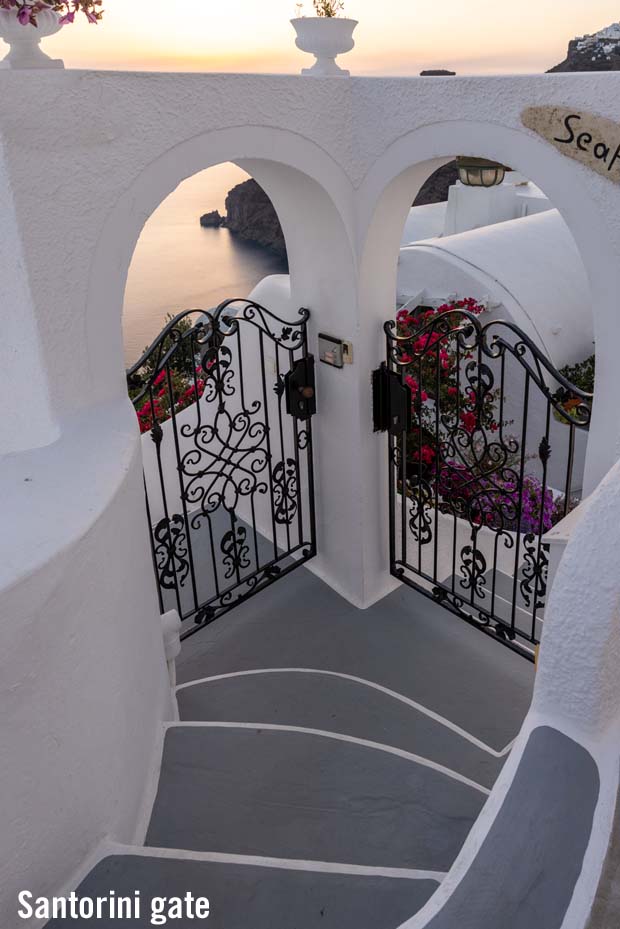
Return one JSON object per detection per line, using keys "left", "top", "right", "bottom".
{"left": 2, "top": 71, "right": 620, "bottom": 927}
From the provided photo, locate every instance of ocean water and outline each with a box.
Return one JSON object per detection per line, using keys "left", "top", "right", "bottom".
{"left": 122, "top": 163, "right": 288, "bottom": 366}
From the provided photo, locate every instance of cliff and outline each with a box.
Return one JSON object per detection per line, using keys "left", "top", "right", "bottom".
{"left": 223, "top": 179, "right": 287, "bottom": 259}
{"left": 549, "top": 22, "right": 620, "bottom": 72}
{"left": 413, "top": 162, "right": 459, "bottom": 206}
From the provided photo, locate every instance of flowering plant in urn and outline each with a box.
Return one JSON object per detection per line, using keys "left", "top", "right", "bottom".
{"left": 291, "top": 0, "right": 357, "bottom": 76}
{"left": 0, "top": 0, "right": 103, "bottom": 25}
{"left": 0, "top": 0, "right": 103, "bottom": 68}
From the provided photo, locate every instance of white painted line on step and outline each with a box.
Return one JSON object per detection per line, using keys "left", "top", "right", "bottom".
{"left": 164, "top": 721, "right": 491, "bottom": 795}
{"left": 109, "top": 843, "right": 447, "bottom": 884}
{"left": 176, "top": 668, "right": 514, "bottom": 758}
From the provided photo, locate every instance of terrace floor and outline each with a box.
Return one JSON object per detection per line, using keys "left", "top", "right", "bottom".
{"left": 49, "top": 567, "right": 535, "bottom": 929}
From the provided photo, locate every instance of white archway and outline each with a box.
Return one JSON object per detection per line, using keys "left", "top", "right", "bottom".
{"left": 358, "top": 120, "right": 616, "bottom": 497}
{"left": 86, "top": 126, "right": 358, "bottom": 409}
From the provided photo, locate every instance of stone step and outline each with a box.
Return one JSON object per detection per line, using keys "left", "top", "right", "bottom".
{"left": 145, "top": 725, "right": 487, "bottom": 873}
{"left": 45, "top": 852, "right": 437, "bottom": 929}
{"left": 176, "top": 670, "right": 505, "bottom": 789}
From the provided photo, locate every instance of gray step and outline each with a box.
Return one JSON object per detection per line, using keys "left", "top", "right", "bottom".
{"left": 145, "top": 726, "right": 486, "bottom": 873}
{"left": 46, "top": 854, "right": 437, "bottom": 929}
{"left": 177, "top": 671, "right": 505, "bottom": 789}
{"left": 177, "top": 569, "right": 535, "bottom": 755}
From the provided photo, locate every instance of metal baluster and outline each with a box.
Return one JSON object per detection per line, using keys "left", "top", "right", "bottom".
{"left": 289, "top": 346, "right": 305, "bottom": 549}
{"left": 235, "top": 326, "right": 260, "bottom": 573}
{"left": 510, "top": 372, "right": 530, "bottom": 637}
{"left": 144, "top": 474, "right": 164, "bottom": 615}
{"left": 166, "top": 341, "right": 199, "bottom": 614}
{"left": 388, "top": 334, "right": 397, "bottom": 576}
{"left": 531, "top": 400, "right": 552, "bottom": 644}
{"left": 417, "top": 349, "right": 423, "bottom": 575}
{"left": 151, "top": 376, "right": 184, "bottom": 618}
{"left": 259, "top": 330, "right": 279, "bottom": 561}
{"left": 302, "top": 321, "right": 317, "bottom": 553}
{"left": 401, "top": 360, "right": 408, "bottom": 570}
{"left": 564, "top": 424, "right": 576, "bottom": 518}
{"left": 433, "top": 330, "right": 441, "bottom": 586}
{"left": 275, "top": 343, "right": 292, "bottom": 554}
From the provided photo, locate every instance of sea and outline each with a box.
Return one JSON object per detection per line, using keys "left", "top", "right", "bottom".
{"left": 122, "top": 163, "right": 289, "bottom": 366}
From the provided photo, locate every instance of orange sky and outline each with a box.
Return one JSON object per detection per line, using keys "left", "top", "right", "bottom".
{"left": 22, "top": 1, "right": 620, "bottom": 75}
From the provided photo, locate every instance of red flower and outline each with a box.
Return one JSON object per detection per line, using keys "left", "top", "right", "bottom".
{"left": 405, "top": 375, "right": 429, "bottom": 402}
{"left": 460, "top": 411, "right": 477, "bottom": 434}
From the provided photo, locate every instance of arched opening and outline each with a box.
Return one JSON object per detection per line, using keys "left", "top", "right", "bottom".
{"left": 392, "top": 155, "right": 593, "bottom": 661}
{"left": 358, "top": 122, "right": 610, "bottom": 667}
{"left": 120, "top": 159, "right": 324, "bottom": 636}
{"left": 122, "top": 163, "right": 289, "bottom": 366}
{"left": 86, "top": 130, "right": 360, "bottom": 631}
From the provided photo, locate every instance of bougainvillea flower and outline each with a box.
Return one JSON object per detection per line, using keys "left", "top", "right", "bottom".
{"left": 460, "top": 411, "right": 477, "bottom": 434}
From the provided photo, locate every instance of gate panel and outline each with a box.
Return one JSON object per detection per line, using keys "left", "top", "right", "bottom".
{"left": 375, "top": 302, "right": 592, "bottom": 661}
{"left": 128, "top": 299, "right": 316, "bottom": 639}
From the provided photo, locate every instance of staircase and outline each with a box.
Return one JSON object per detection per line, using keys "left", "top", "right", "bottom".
{"left": 47, "top": 569, "right": 534, "bottom": 929}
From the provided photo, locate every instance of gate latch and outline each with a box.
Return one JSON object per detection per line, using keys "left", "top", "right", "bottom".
{"left": 372, "top": 363, "right": 412, "bottom": 435}
{"left": 285, "top": 355, "right": 316, "bottom": 421}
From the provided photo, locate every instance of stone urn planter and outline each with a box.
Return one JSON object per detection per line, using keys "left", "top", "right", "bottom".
{"left": 0, "top": 9, "right": 64, "bottom": 69}
{"left": 290, "top": 17, "right": 358, "bottom": 76}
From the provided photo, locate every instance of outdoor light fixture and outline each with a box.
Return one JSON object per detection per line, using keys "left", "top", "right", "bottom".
{"left": 456, "top": 156, "right": 508, "bottom": 187}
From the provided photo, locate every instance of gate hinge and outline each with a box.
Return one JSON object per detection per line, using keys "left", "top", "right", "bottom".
{"left": 372, "top": 363, "right": 412, "bottom": 435}
{"left": 285, "top": 355, "right": 316, "bottom": 421}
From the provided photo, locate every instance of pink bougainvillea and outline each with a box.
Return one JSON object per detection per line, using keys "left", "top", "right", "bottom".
{"left": 135, "top": 365, "right": 208, "bottom": 435}
{"left": 0, "top": 0, "right": 103, "bottom": 26}
{"left": 396, "top": 298, "right": 500, "bottom": 472}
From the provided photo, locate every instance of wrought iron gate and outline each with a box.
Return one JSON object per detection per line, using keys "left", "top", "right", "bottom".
{"left": 373, "top": 303, "right": 592, "bottom": 661}
{"left": 128, "top": 299, "right": 317, "bottom": 639}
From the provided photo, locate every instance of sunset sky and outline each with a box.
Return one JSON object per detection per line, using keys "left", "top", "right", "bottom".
{"left": 30, "top": 0, "right": 620, "bottom": 75}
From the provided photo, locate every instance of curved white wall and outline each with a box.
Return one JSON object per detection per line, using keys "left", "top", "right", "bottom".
{"left": 398, "top": 209, "right": 593, "bottom": 369}
{"left": 0, "top": 401, "right": 172, "bottom": 926}
{"left": 0, "top": 140, "right": 58, "bottom": 456}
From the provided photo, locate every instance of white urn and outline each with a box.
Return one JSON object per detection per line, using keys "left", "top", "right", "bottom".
{"left": 290, "top": 17, "right": 358, "bottom": 76}
{"left": 0, "top": 8, "right": 64, "bottom": 69}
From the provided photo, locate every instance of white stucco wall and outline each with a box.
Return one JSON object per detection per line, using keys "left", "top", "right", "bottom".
{"left": 0, "top": 138, "right": 58, "bottom": 455}
{"left": 401, "top": 201, "right": 447, "bottom": 245}
{"left": 0, "top": 400, "right": 172, "bottom": 926}
{"left": 3, "top": 70, "right": 620, "bottom": 925}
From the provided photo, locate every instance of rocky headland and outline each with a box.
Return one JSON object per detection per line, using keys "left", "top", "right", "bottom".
{"left": 549, "top": 22, "right": 620, "bottom": 72}
{"left": 200, "top": 178, "right": 287, "bottom": 260}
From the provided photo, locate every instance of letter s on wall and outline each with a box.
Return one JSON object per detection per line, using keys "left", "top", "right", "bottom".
{"left": 554, "top": 113, "right": 580, "bottom": 145}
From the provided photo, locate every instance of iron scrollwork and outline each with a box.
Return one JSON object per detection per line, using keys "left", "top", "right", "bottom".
{"left": 409, "top": 481, "right": 434, "bottom": 545}
{"left": 459, "top": 543, "right": 488, "bottom": 599}
{"left": 221, "top": 524, "right": 251, "bottom": 579}
{"left": 520, "top": 535, "right": 549, "bottom": 610}
{"left": 273, "top": 458, "right": 299, "bottom": 525}
{"left": 153, "top": 514, "right": 190, "bottom": 590}
{"left": 384, "top": 303, "right": 591, "bottom": 662}
{"left": 128, "top": 299, "right": 317, "bottom": 640}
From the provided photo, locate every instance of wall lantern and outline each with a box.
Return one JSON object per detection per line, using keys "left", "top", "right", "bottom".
{"left": 456, "top": 156, "right": 508, "bottom": 187}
